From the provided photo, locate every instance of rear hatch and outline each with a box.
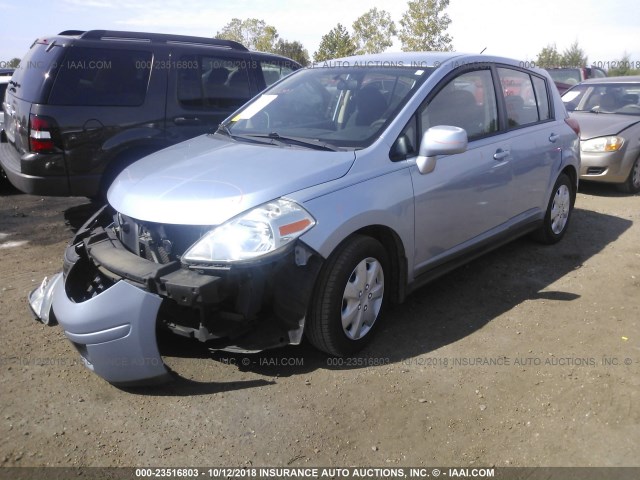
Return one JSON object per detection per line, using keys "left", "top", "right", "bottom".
{"left": 2, "top": 38, "right": 63, "bottom": 153}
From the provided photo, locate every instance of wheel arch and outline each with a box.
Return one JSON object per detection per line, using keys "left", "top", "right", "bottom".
{"left": 561, "top": 164, "right": 578, "bottom": 204}
{"left": 330, "top": 225, "right": 408, "bottom": 305}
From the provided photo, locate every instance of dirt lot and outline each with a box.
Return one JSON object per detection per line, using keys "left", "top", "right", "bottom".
{"left": 0, "top": 181, "right": 638, "bottom": 468}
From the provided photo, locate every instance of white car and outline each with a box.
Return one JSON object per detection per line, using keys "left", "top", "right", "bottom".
{"left": 0, "top": 69, "right": 14, "bottom": 184}
{"left": 0, "top": 70, "right": 12, "bottom": 131}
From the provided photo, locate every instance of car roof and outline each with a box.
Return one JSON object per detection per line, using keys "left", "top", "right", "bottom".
{"left": 29, "top": 30, "right": 300, "bottom": 65}
{"left": 578, "top": 75, "right": 640, "bottom": 84}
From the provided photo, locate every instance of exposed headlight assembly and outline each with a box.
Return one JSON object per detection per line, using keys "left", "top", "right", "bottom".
{"left": 182, "top": 199, "right": 315, "bottom": 264}
{"left": 581, "top": 136, "right": 624, "bottom": 152}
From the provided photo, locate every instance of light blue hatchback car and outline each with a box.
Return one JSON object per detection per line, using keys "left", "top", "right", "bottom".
{"left": 33, "top": 52, "right": 581, "bottom": 385}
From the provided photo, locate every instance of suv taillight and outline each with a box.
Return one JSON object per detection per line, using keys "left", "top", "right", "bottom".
{"left": 565, "top": 117, "right": 580, "bottom": 136}
{"left": 29, "top": 114, "right": 56, "bottom": 153}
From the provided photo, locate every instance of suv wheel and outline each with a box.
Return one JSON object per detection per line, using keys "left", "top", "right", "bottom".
{"left": 617, "top": 157, "right": 640, "bottom": 194}
{"left": 532, "top": 173, "right": 573, "bottom": 244}
{"left": 306, "top": 235, "right": 388, "bottom": 356}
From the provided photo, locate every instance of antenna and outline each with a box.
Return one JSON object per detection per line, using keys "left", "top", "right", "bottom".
{"left": 480, "top": 48, "right": 486, "bottom": 54}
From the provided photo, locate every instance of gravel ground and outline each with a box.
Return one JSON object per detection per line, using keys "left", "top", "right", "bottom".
{"left": 0, "top": 181, "right": 638, "bottom": 468}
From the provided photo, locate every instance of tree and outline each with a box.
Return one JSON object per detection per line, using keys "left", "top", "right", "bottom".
{"left": 561, "top": 41, "right": 587, "bottom": 67}
{"left": 352, "top": 8, "right": 397, "bottom": 55}
{"left": 216, "top": 18, "right": 279, "bottom": 52}
{"left": 6, "top": 57, "right": 20, "bottom": 68}
{"left": 535, "top": 44, "right": 562, "bottom": 68}
{"left": 274, "top": 39, "right": 310, "bottom": 66}
{"left": 398, "top": 0, "right": 453, "bottom": 52}
{"left": 608, "top": 53, "right": 640, "bottom": 76}
{"left": 314, "top": 24, "right": 357, "bottom": 62}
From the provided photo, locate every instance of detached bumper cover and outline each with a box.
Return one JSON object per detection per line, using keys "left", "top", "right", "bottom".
{"left": 52, "top": 274, "right": 171, "bottom": 386}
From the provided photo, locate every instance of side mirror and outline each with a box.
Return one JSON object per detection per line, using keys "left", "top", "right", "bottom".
{"left": 416, "top": 126, "right": 468, "bottom": 174}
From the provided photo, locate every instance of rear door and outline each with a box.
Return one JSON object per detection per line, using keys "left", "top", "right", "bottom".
{"left": 42, "top": 44, "right": 164, "bottom": 193}
{"left": 496, "top": 67, "right": 561, "bottom": 215}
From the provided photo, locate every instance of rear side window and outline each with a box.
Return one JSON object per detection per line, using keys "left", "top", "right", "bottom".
{"left": 177, "top": 55, "right": 252, "bottom": 110}
{"left": 260, "top": 61, "right": 296, "bottom": 87}
{"left": 498, "top": 67, "right": 551, "bottom": 128}
{"left": 48, "top": 48, "right": 152, "bottom": 106}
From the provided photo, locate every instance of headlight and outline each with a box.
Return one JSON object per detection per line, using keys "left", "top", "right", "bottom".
{"left": 582, "top": 136, "right": 624, "bottom": 152}
{"left": 182, "top": 199, "right": 315, "bottom": 264}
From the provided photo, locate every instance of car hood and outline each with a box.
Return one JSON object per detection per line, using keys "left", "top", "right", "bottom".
{"left": 108, "top": 134, "right": 355, "bottom": 225}
{"left": 571, "top": 112, "right": 640, "bottom": 140}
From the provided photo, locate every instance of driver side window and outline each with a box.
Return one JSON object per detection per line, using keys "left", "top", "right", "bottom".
{"left": 421, "top": 69, "right": 498, "bottom": 140}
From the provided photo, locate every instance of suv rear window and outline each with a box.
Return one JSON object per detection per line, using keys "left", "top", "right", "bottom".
{"left": 7, "top": 42, "right": 62, "bottom": 103}
{"left": 48, "top": 47, "right": 152, "bottom": 106}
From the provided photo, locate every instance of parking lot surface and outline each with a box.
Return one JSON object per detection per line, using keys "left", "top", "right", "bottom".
{"left": 0, "top": 183, "right": 638, "bottom": 467}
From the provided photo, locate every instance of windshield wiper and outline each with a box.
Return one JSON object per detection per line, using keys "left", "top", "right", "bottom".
{"left": 250, "top": 132, "right": 341, "bottom": 151}
{"left": 214, "top": 125, "right": 276, "bottom": 145}
{"left": 215, "top": 123, "right": 232, "bottom": 136}
{"left": 215, "top": 128, "right": 342, "bottom": 150}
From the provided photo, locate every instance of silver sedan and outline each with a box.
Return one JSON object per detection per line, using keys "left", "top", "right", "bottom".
{"left": 562, "top": 76, "right": 640, "bottom": 193}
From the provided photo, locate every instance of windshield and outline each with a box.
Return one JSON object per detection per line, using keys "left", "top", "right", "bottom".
{"left": 562, "top": 83, "right": 640, "bottom": 115}
{"left": 224, "top": 65, "right": 433, "bottom": 149}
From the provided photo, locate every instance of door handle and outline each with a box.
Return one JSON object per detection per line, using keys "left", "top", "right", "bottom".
{"left": 174, "top": 117, "right": 202, "bottom": 125}
{"left": 493, "top": 149, "right": 510, "bottom": 161}
{"left": 549, "top": 133, "right": 560, "bottom": 142}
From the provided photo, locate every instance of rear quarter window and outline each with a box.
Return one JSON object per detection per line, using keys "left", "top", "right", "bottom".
{"left": 48, "top": 47, "right": 152, "bottom": 106}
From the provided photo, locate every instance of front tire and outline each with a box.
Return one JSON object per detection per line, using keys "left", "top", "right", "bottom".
{"left": 306, "top": 235, "right": 388, "bottom": 356}
{"left": 617, "top": 156, "right": 640, "bottom": 194}
{"left": 532, "top": 173, "right": 574, "bottom": 244}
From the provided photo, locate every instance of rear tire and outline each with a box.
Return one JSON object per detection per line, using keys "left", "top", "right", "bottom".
{"left": 616, "top": 156, "right": 640, "bottom": 194}
{"left": 532, "top": 173, "right": 573, "bottom": 244}
{"left": 306, "top": 235, "right": 388, "bottom": 356}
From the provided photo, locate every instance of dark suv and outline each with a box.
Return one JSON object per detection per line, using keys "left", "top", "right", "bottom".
{"left": 0, "top": 30, "right": 300, "bottom": 197}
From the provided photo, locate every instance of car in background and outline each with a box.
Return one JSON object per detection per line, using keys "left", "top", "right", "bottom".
{"left": 32, "top": 52, "right": 581, "bottom": 385}
{"left": 562, "top": 76, "right": 640, "bottom": 193}
{"left": 0, "top": 30, "right": 300, "bottom": 198}
{"left": 553, "top": 80, "right": 573, "bottom": 95}
{"left": 546, "top": 66, "right": 607, "bottom": 91}
{"left": 0, "top": 69, "right": 15, "bottom": 185}
{"left": 0, "top": 68, "right": 13, "bottom": 130}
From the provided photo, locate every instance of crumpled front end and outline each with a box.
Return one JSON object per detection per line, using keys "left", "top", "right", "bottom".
{"left": 46, "top": 205, "right": 322, "bottom": 386}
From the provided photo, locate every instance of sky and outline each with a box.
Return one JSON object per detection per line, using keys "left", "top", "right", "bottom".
{"left": 0, "top": 0, "right": 638, "bottom": 67}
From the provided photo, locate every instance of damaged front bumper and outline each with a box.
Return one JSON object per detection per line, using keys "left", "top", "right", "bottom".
{"left": 37, "top": 205, "right": 322, "bottom": 386}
